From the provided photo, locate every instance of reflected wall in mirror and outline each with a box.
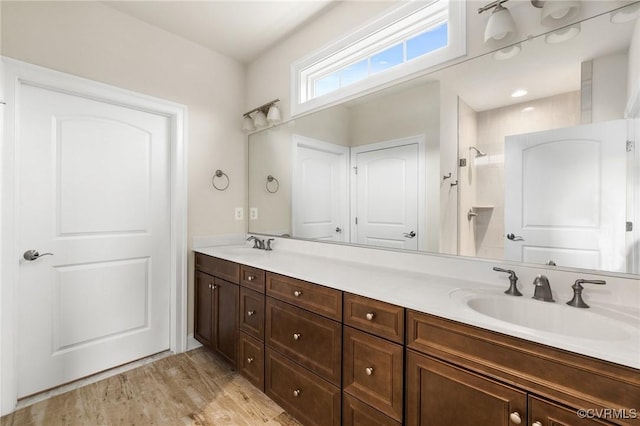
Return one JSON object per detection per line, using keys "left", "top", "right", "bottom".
{"left": 249, "top": 3, "right": 640, "bottom": 276}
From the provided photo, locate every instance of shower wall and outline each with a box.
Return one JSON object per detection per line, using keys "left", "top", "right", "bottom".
{"left": 473, "top": 91, "right": 581, "bottom": 260}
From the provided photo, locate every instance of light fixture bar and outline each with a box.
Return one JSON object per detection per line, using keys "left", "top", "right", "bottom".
{"left": 243, "top": 98, "right": 280, "bottom": 118}
{"left": 478, "top": 0, "right": 508, "bottom": 14}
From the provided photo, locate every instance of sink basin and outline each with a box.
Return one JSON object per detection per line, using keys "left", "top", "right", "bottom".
{"left": 453, "top": 291, "right": 638, "bottom": 341}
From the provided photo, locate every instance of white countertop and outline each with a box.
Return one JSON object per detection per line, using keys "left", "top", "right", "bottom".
{"left": 194, "top": 244, "right": 640, "bottom": 370}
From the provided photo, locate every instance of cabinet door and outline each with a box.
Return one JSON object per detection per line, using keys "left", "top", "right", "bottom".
{"left": 194, "top": 271, "right": 213, "bottom": 347}
{"left": 239, "top": 287, "right": 265, "bottom": 341}
{"left": 406, "top": 350, "right": 527, "bottom": 426}
{"left": 529, "top": 396, "right": 613, "bottom": 426}
{"left": 213, "top": 278, "right": 238, "bottom": 367}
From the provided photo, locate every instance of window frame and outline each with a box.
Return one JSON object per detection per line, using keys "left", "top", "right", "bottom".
{"left": 290, "top": 0, "right": 466, "bottom": 117}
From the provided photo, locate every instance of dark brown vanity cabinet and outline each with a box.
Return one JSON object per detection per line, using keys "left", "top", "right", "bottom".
{"left": 265, "top": 272, "right": 343, "bottom": 426}
{"left": 343, "top": 293, "right": 404, "bottom": 425}
{"left": 406, "top": 310, "right": 640, "bottom": 426}
{"left": 194, "top": 253, "right": 239, "bottom": 367}
{"left": 237, "top": 265, "right": 266, "bottom": 390}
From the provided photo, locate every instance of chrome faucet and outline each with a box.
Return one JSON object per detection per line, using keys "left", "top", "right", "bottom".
{"left": 492, "top": 267, "right": 522, "bottom": 296}
{"left": 246, "top": 236, "right": 264, "bottom": 250}
{"left": 265, "top": 238, "right": 275, "bottom": 251}
{"left": 532, "top": 275, "right": 554, "bottom": 302}
{"left": 566, "top": 279, "right": 606, "bottom": 308}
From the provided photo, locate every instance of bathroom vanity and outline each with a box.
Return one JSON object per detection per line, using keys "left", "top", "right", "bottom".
{"left": 193, "top": 243, "right": 640, "bottom": 426}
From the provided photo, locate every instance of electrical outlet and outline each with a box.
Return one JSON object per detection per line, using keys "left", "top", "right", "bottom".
{"left": 234, "top": 207, "right": 243, "bottom": 220}
{"left": 250, "top": 207, "right": 258, "bottom": 220}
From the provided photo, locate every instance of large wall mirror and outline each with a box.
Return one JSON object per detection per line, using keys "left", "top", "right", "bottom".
{"left": 249, "top": 3, "right": 640, "bottom": 277}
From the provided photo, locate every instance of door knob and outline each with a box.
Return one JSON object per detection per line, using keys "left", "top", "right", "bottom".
{"left": 23, "top": 250, "right": 53, "bottom": 261}
{"left": 335, "top": 227, "right": 342, "bottom": 233}
{"left": 506, "top": 233, "right": 524, "bottom": 241}
{"left": 403, "top": 231, "right": 416, "bottom": 238}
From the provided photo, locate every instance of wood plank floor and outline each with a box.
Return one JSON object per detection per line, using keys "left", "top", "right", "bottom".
{"left": 1, "top": 348, "right": 302, "bottom": 426}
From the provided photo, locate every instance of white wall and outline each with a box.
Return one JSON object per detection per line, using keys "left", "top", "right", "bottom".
{"left": 1, "top": 1, "right": 246, "bottom": 335}
{"left": 592, "top": 51, "right": 629, "bottom": 122}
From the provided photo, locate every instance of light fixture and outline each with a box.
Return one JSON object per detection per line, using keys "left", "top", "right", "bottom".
{"left": 511, "top": 89, "right": 528, "bottom": 98}
{"left": 492, "top": 43, "right": 521, "bottom": 60}
{"left": 482, "top": 1, "right": 517, "bottom": 42}
{"left": 610, "top": 2, "right": 640, "bottom": 24}
{"left": 544, "top": 23, "right": 581, "bottom": 44}
{"left": 541, "top": 0, "right": 580, "bottom": 27}
{"left": 242, "top": 99, "right": 281, "bottom": 132}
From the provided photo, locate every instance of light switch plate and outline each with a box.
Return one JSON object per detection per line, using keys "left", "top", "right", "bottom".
{"left": 234, "top": 207, "right": 243, "bottom": 220}
{"left": 250, "top": 207, "right": 258, "bottom": 220}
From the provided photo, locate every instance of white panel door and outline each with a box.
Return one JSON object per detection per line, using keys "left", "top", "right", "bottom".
{"left": 354, "top": 143, "right": 419, "bottom": 250}
{"left": 17, "top": 83, "right": 171, "bottom": 397}
{"left": 504, "top": 120, "right": 627, "bottom": 272}
{"left": 292, "top": 135, "right": 349, "bottom": 241}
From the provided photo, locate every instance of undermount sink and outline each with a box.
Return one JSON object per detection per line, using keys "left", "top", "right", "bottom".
{"left": 452, "top": 291, "right": 638, "bottom": 341}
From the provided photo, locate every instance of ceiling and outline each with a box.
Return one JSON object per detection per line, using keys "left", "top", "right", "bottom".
{"left": 102, "top": 0, "right": 338, "bottom": 64}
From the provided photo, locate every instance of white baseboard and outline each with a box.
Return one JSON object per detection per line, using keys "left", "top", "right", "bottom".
{"left": 187, "top": 334, "right": 203, "bottom": 351}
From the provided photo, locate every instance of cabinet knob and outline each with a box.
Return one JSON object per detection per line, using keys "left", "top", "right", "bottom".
{"left": 365, "top": 312, "right": 375, "bottom": 321}
{"left": 532, "top": 422, "right": 542, "bottom": 426}
{"left": 293, "top": 290, "right": 302, "bottom": 297}
{"left": 293, "top": 389, "right": 301, "bottom": 397}
{"left": 247, "top": 310, "right": 256, "bottom": 316}
{"left": 293, "top": 333, "right": 301, "bottom": 340}
{"left": 509, "top": 412, "right": 522, "bottom": 424}
{"left": 212, "top": 285, "right": 217, "bottom": 290}
{"left": 365, "top": 367, "right": 374, "bottom": 376}
{"left": 208, "top": 284, "right": 212, "bottom": 289}
{"left": 247, "top": 275, "right": 255, "bottom": 281}
{"left": 246, "top": 357, "right": 254, "bottom": 364}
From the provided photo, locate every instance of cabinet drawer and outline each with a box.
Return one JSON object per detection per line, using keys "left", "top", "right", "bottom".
{"left": 194, "top": 253, "right": 239, "bottom": 283}
{"left": 240, "top": 265, "right": 265, "bottom": 293}
{"left": 529, "top": 396, "right": 612, "bottom": 426}
{"left": 266, "top": 272, "right": 342, "bottom": 321}
{"left": 266, "top": 348, "right": 341, "bottom": 426}
{"left": 344, "top": 293, "right": 404, "bottom": 344}
{"left": 239, "top": 287, "right": 264, "bottom": 341}
{"left": 266, "top": 297, "right": 342, "bottom": 385}
{"left": 238, "top": 332, "right": 264, "bottom": 392}
{"left": 343, "top": 393, "right": 401, "bottom": 426}
{"left": 343, "top": 326, "right": 403, "bottom": 421}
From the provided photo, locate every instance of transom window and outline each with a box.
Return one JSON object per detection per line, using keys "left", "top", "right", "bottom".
{"left": 292, "top": 0, "right": 465, "bottom": 117}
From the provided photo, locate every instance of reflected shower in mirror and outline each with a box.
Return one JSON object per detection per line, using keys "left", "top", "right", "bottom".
{"left": 248, "top": 3, "right": 640, "bottom": 276}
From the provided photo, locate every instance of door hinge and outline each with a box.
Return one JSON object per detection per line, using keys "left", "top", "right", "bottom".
{"left": 627, "top": 221, "right": 633, "bottom": 232}
{"left": 355, "top": 217, "right": 358, "bottom": 225}
{"left": 627, "top": 140, "right": 634, "bottom": 152}
{"left": 353, "top": 166, "right": 358, "bottom": 175}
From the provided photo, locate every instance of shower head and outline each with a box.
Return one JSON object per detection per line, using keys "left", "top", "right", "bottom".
{"left": 469, "top": 146, "right": 487, "bottom": 157}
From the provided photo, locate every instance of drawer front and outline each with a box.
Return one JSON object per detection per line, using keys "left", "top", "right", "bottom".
{"left": 195, "top": 253, "right": 239, "bottom": 283}
{"left": 343, "top": 393, "right": 401, "bottom": 426}
{"left": 239, "top": 287, "right": 264, "bottom": 341}
{"left": 266, "top": 348, "right": 341, "bottom": 426}
{"left": 266, "top": 297, "right": 342, "bottom": 385}
{"left": 240, "top": 265, "right": 265, "bottom": 293}
{"left": 343, "top": 326, "right": 403, "bottom": 421}
{"left": 344, "top": 293, "right": 404, "bottom": 344}
{"left": 266, "top": 272, "right": 342, "bottom": 320}
{"left": 238, "top": 332, "right": 265, "bottom": 391}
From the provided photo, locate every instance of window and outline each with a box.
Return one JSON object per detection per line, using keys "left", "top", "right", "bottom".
{"left": 291, "top": 0, "right": 465, "bottom": 117}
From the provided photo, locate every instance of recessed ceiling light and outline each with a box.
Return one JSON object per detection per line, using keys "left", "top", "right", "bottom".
{"left": 522, "top": 106, "right": 535, "bottom": 112}
{"left": 610, "top": 3, "right": 640, "bottom": 24}
{"left": 493, "top": 44, "right": 521, "bottom": 61}
{"left": 511, "top": 89, "right": 528, "bottom": 98}
{"left": 545, "top": 24, "right": 581, "bottom": 44}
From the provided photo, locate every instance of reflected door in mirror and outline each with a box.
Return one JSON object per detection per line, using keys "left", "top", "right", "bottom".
{"left": 505, "top": 120, "right": 628, "bottom": 272}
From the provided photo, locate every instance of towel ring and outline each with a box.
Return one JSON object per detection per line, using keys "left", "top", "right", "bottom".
{"left": 212, "top": 169, "right": 229, "bottom": 191}
{"left": 266, "top": 175, "right": 279, "bottom": 193}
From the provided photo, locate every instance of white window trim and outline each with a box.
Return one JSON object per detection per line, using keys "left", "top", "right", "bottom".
{"left": 291, "top": 0, "right": 466, "bottom": 117}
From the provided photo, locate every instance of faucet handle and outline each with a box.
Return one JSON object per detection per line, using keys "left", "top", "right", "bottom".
{"left": 566, "top": 279, "right": 606, "bottom": 308}
{"left": 493, "top": 267, "right": 522, "bottom": 296}
{"left": 265, "top": 239, "right": 274, "bottom": 251}
{"left": 246, "top": 236, "right": 260, "bottom": 249}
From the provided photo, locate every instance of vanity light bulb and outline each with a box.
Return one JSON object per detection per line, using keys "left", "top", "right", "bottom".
{"left": 253, "top": 111, "right": 268, "bottom": 128}
{"left": 267, "top": 104, "right": 281, "bottom": 124}
{"left": 242, "top": 115, "right": 255, "bottom": 132}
